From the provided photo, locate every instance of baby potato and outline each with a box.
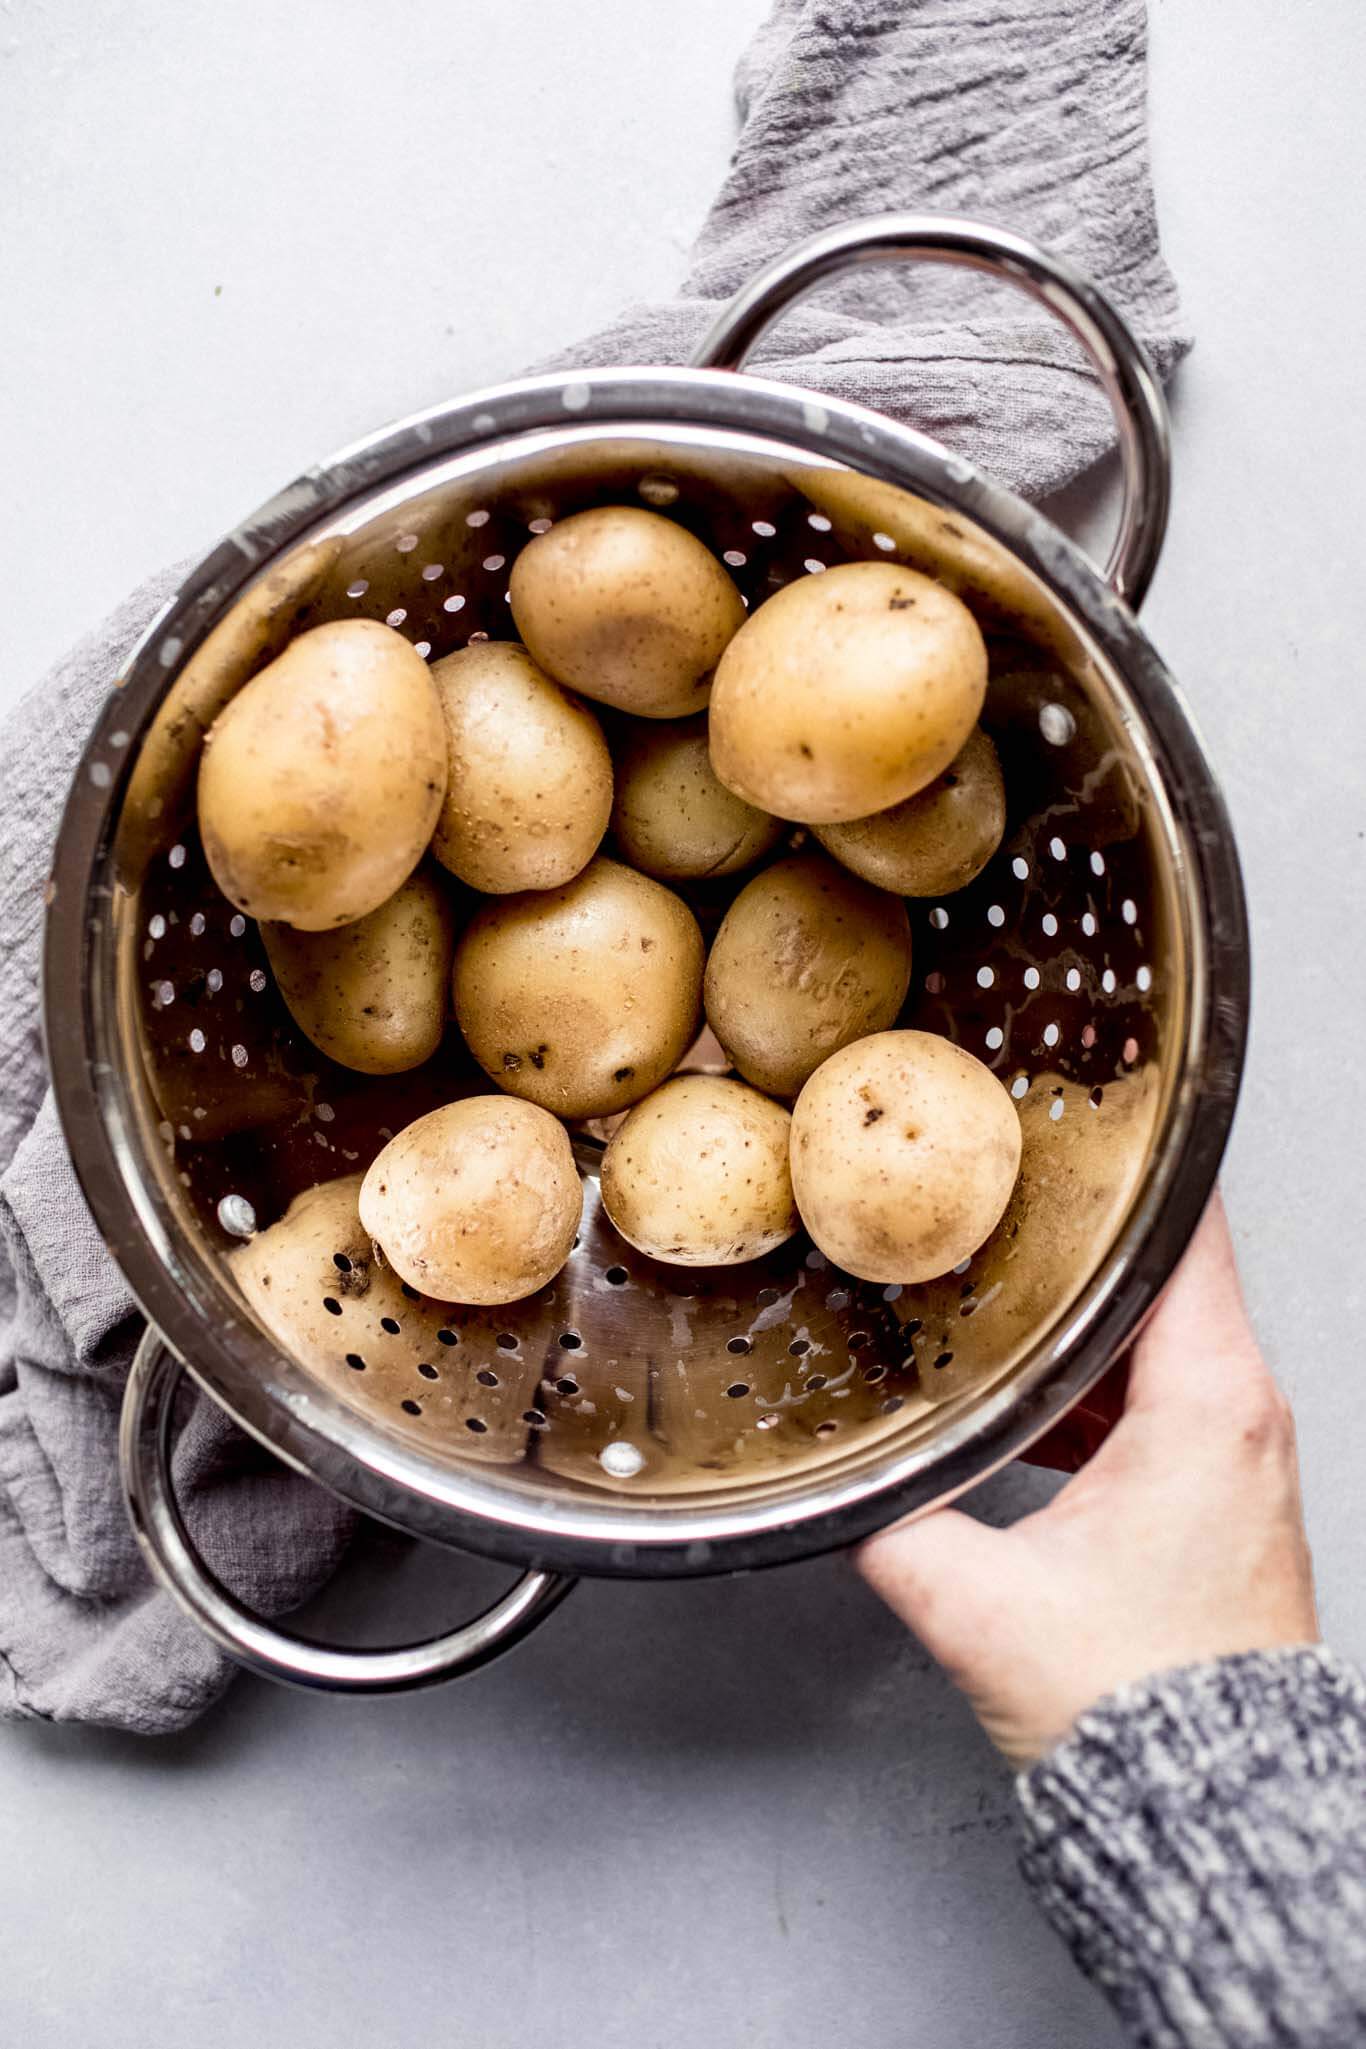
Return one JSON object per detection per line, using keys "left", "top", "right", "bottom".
{"left": 704, "top": 852, "right": 912, "bottom": 1099}
{"left": 229, "top": 1172, "right": 543, "bottom": 1461}
{"left": 815, "top": 726, "right": 1006, "bottom": 896}
{"left": 708, "top": 561, "right": 987, "bottom": 823}
{"left": 790, "top": 1030, "right": 1022, "bottom": 1283}
{"left": 430, "top": 641, "right": 613, "bottom": 892}
{"left": 359, "top": 1097, "right": 581, "bottom": 1304}
{"left": 261, "top": 865, "right": 456, "bottom": 1075}
{"left": 452, "top": 856, "right": 704, "bottom": 1119}
{"left": 508, "top": 506, "right": 746, "bottom": 718}
{"left": 600, "top": 1074, "right": 797, "bottom": 1265}
{"left": 610, "top": 713, "right": 783, "bottom": 881}
{"left": 198, "top": 619, "right": 447, "bottom": 929}
{"left": 231, "top": 1173, "right": 375, "bottom": 1368}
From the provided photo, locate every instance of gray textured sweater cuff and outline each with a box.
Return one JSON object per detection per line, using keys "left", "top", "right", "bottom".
{"left": 1016, "top": 1647, "right": 1366, "bottom": 2049}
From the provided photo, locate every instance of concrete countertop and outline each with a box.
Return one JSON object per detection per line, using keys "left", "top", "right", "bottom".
{"left": 3, "top": 4, "right": 1365, "bottom": 2045}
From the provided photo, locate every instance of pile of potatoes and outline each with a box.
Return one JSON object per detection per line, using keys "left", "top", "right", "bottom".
{"left": 197, "top": 505, "right": 1020, "bottom": 1307}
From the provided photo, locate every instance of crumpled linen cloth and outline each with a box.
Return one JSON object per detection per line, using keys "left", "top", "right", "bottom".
{"left": 0, "top": 0, "right": 1188, "bottom": 1732}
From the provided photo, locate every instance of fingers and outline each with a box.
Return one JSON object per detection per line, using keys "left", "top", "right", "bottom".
{"left": 1126, "top": 1191, "right": 1272, "bottom": 1418}
{"left": 857, "top": 1194, "right": 1314, "bottom": 1770}
{"left": 858, "top": 1508, "right": 1019, "bottom": 1676}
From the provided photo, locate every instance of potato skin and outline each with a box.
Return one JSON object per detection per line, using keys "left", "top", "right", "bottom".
{"left": 704, "top": 853, "right": 912, "bottom": 1099}
{"left": 790, "top": 1030, "right": 1022, "bottom": 1284}
{"left": 708, "top": 561, "right": 987, "bottom": 823}
{"left": 508, "top": 506, "right": 746, "bottom": 718}
{"left": 228, "top": 1172, "right": 542, "bottom": 1460}
{"left": 452, "top": 856, "right": 705, "bottom": 1118}
{"left": 904, "top": 1065, "right": 1161, "bottom": 1407}
{"left": 430, "top": 641, "right": 612, "bottom": 892}
{"left": 600, "top": 1075, "right": 797, "bottom": 1265}
{"left": 231, "top": 1173, "right": 373, "bottom": 1366}
{"left": 117, "top": 537, "right": 342, "bottom": 890}
{"left": 197, "top": 619, "right": 447, "bottom": 929}
{"left": 261, "top": 865, "right": 455, "bottom": 1075}
{"left": 610, "top": 713, "right": 783, "bottom": 881}
{"left": 815, "top": 726, "right": 1006, "bottom": 896}
{"left": 359, "top": 1098, "right": 581, "bottom": 1304}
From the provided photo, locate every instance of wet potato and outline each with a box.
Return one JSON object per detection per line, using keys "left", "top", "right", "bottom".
{"left": 600, "top": 1074, "right": 797, "bottom": 1265}
{"left": 452, "top": 856, "right": 705, "bottom": 1119}
{"left": 815, "top": 725, "right": 1006, "bottom": 896}
{"left": 261, "top": 865, "right": 456, "bottom": 1076}
{"left": 430, "top": 641, "right": 613, "bottom": 893}
{"left": 703, "top": 852, "right": 913, "bottom": 1099}
{"left": 790, "top": 1030, "right": 1022, "bottom": 1284}
{"left": 708, "top": 560, "right": 987, "bottom": 823}
{"left": 228, "top": 1173, "right": 542, "bottom": 1460}
{"left": 116, "top": 537, "right": 342, "bottom": 890}
{"left": 609, "top": 713, "right": 783, "bottom": 881}
{"left": 359, "top": 1097, "right": 582, "bottom": 1305}
{"left": 197, "top": 619, "right": 447, "bottom": 929}
{"left": 509, "top": 506, "right": 746, "bottom": 719}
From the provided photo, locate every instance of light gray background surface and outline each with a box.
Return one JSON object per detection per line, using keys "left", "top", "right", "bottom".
{"left": 3, "top": 4, "right": 1365, "bottom": 2045}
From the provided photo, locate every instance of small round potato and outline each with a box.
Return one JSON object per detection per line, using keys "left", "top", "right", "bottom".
{"left": 430, "top": 641, "right": 613, "bottom": 892}
{"left": 708, "top": 561, "right": 987, "bottom": 823}
{"left": 704, "top": 853, "right": 912, "bottom": 1099}
{"left": 229, "top": 1172, "right": 541, "bottom": 1460}
{"left": 359, "top": 1097, "right": 582, "bottom": 1304}
{"left": 610, "top": 714, "right": 783, "bottom": 881}
{"left": 600, "top": 1075, "right": 797, "bottom": 1265}
{"left": 790, "top": 1031, "right": 1022, "bottom": 1283}
{"left": 508, "top": 506, "right": 746, "bottom": 718}
{"left": 815, "top": 726, "right": 1006, "bottom": 896}
{"left": 452, "top": 856, "right": 705, "bottom": 1118}
{"left": 198, "top": 619, "right": 447, "bottom": 929}
{"left": 261, "top": 865, "right": 456, "bottom": 1075}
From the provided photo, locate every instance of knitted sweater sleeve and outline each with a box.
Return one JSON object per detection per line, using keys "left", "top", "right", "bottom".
{"left": 1015, "top": 1647, "right": 1366, "bottom": 2049}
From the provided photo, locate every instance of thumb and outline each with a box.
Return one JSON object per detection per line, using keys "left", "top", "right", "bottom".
{"left": 858, "top": 1508, "right": 1019, "bottom": 1679}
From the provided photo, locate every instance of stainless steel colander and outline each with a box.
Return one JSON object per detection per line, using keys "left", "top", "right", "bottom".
{"left": 44, "top": 218, "right": 1248, "bottom": 1692}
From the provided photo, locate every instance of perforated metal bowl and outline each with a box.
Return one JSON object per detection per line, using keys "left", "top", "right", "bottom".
{"left": 45, "top": 218, "right": 1248, "bottom": 1692}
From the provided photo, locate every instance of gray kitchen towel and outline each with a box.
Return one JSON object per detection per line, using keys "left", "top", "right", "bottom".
{"left": 0, "top": 0, "right": 1188, "bottom": 1733}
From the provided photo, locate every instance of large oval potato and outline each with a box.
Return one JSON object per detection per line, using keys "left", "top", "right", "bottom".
{"left": 430, "top": 641, "right": 613, "bottom": 892}
{"left": 198, "top": 619, "right": 447, "bottom": 929}
{"left": 610, "top": 713, "right": 783, "bottom": 881}
{"left": 790, "top": 1030, "right": 1021, "bottom": 1283}
{"left": 708, "top": 561, "right": 987, "bottom": 823}
{"left": 704, "top": 853, "right": 912, "bottom": 1099}
{"left": 261, "top": 865, "right": 456, "bottom": 1075}
{"left": 508, "top": 506, "right": 746, "bottom": 718}
{"left": 453, "top": 856, "right": 704, "bottom": 1118}
{"left": 600, "top": 1075, "right": 797, "bottom": 1265}
{"left": 815, "top": 726, "right": 1006, "bottom": 896}
{"left": 359, "top": 1098, "right": 582, "bottom": 1304}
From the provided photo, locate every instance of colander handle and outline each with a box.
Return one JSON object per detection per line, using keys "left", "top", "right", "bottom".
{"left": 691, "top": 213, "right": 1171, "bottom": 609}
{"left": 119, "top": 1331, "right": 575, "bottom": 1694}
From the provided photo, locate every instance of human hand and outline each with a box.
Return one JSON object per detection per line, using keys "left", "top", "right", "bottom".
{"left": 858, "top": 1195, "right": 1320, "bottom": 1768}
